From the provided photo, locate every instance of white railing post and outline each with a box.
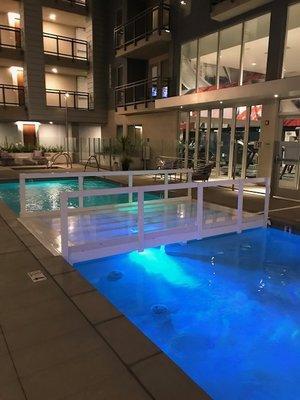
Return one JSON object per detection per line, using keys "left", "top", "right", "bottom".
{"left": 128, "top": 173, "right": 133, "bottom": 203}
{"left": 188, "top": 169, "right": 193, "bottom": 199}
{"left": 164, "top": 173, "right": 168, "bottom": 199}
{"left": 60, "top": 192, "right": 69, "bottom": 260}
{"left": 19, "top": 175, "right": 26, "bottom": 217}
{"left": 237, "top": 179, "right": 244, "bottom": 233}
{"left": 264, "top": 177, "right": 271, "bottom": 226}
{"left": 138, "top": 190, "right": 144, "bottom": 251}
{"left": 78, "top": 176, "right": 84, "bottom": 209}
{"left": 196, "top": 184, "right": 204, "bottom": 239}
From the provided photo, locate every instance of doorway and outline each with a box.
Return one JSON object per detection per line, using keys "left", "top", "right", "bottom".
{"left": 23, "top": 124, "right": 36, "bottom": 147}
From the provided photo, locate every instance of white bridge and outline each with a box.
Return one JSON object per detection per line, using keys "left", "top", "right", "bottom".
{"left": 18, "top": 169, "right": 270, "bottom": 265}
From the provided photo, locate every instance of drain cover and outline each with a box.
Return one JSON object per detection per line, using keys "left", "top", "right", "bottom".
{"left": 151, "top": 304, "right": 169, "bottom": 315}
{"left": 107, "top": 271, "right": 123, "bottom": 281}
{"left": 28, "top": 270, "right": 47, "bottom": 283}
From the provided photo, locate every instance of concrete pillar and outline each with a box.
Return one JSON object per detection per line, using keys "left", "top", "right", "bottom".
{"left": 258, "top": 101, "right": 280, "bottom": 179}
{"left": 21, "top": 0, "right": 46, "bottom": 119}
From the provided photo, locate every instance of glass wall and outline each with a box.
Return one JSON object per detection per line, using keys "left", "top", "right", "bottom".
{"left": 180, "top": 40, "right": 198, "bottom": 95}
{"left": 180, "top": 13, "right": 271, "bottom": 95}
{"left": 283, "top": 2, "right": 300, "bottom": 78}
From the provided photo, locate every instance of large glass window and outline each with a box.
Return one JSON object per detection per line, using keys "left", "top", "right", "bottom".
{"left": 197, "top": 33, "right": 218, "bottom": 92}
{"left": 219, "top": 24, "right": 242, "bottom": 89}
{"left": 242, "top": 14, "right": 270, "bottom": 85}
{"left": 283, "top": 2, "right": 300, "bottom": 78}
{"left": 180, "top": 40, "right": 198, "bottom": 95}
{"left": 180, "top": 13, "right": 271, "bottom": 95}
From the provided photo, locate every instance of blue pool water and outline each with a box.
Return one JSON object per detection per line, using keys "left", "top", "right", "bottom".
{"left": 75, "top": 228, "right": 300, "bottom": 400}
{"left": 0, "top": 178, "right": 158, "bottom": 214}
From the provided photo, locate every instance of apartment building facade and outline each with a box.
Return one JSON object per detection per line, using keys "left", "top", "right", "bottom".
{"left": 104, "top": 0, "right": 300, "bottom": 200}
{"left": 1, "top": 0, "right": 300, "bottom": 200}
{"left": 0, "top": 0, "right": 107, "bottom": 157}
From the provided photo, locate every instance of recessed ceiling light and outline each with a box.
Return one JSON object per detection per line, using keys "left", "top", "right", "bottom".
{"left": 49, "top": 14, "right": 56, "bottom": 21}
{"left": 52, "top": 68, "right": 58, "bottom": 73}
{"left": 251, "top": 62, "right": 257, "bottom": 66}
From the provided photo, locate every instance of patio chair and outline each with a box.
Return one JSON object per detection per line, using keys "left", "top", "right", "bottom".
{"left": 192, "top": 163, "right": 213, "bottom": 182}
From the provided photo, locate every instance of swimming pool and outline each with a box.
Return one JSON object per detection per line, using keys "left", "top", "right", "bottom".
{"left": 75, "top": 228, "right": 300, "bottom": 400}
{"left": 0, "top": 178, "right": 158, "bottom": 214}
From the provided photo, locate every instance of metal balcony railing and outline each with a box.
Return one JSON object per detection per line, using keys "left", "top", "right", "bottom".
{"left": 0, "top": 24, "right": 22, "bottom": 49}
{"left": 43, "top": 32, "right": 89, "bottom": 61}
{"left": 114, "top": 2, "right": 171, "bottom": 51}
{"left": 0, "top": 84, "right": 25, "bottom": 106}
{"left": 115, "top": 77, "right": 170, "bottom": 109}
{"left": 58, "top": 0, "right": 88, "bottom": 7}
{"left": 46, "top": 89, "right": 92, "bottom": 110}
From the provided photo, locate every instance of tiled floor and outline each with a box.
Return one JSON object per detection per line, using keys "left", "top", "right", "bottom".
{"left": 0, "top": 201, "right": 210, "bottom": 400}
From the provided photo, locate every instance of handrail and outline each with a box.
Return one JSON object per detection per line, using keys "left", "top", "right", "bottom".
{"left": 47, "top": 152, "right": 73, "bottom": 169}
{"left": 43, "top": 32, "right": 88, "bottom": 60}
{"left": 0, "top": 24, "right": 21, "bottom": 49}
{"left": 0, "top": 84, "right": 25, "bottom": 106}
{"left": 19, "top": 168, "right": 193, "bottom": 216}
{"left": 114, "top": 2, "right": 171, "bottom": 51}
{"left": 46, "top": 89, "right": 91, "bottom": 110}
{"left": 84, "top": 155, "right": 101, "bottom": 172}
{"left": 58, "top": 177, "right": 271, "bottom": 260}
{"left": 115, "top": 77, "right": 170, "bottom": 108}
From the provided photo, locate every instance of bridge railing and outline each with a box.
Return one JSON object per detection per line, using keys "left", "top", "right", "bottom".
{"left": 19, "top": 168, "right": 193, "bottom": 217}
{"left": 58, "top": 177, "right": 270, "bottom": 261}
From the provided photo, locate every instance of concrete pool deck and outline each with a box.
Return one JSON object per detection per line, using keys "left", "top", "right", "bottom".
{"left": 0, "top": 200, "right": 210, "bottom": 400}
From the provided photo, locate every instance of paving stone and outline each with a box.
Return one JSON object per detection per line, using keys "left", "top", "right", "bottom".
{"left": 0, "top": 226, "right": 25, "bottom": 254}
{"left": 21, "top": 346, "right": 128, "bottom": 400}
{"left": 97, "top": 316, "right": 160, "bottom": 365}
{"left": 0, "top": 352, "right": 18, "bottom": 387}
{"left": 4, "top": 306, "right": 89, "bottom": 353}
{"left": 62, "top": 372, "right": 152, "bottom": 400}
{"left": 0, "top": 379, "right": 27, "bottom": 400}
{"left": 72, "top": 290, "right": 122, "bottom": 324}
{"left": 28, "top": 243, "right": 53, "bottom": 260}
{"left": 132, "top": 353, "right": 211, "bottom": 400}
{"left": 12, "top": 327, "right": 103, "bottom": 378}
{"left": 41, "top": 255, "right": 74, "bottom": 275}
{"left": 0, "top": 332, "right": 8, "bottom": 356}
{"left": 54, "top": 271, "right": 94, "bottom": 296}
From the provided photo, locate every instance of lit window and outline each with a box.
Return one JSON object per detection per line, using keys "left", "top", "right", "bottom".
{"left": 283, "top": 3, "right": 300, "bottom": 78}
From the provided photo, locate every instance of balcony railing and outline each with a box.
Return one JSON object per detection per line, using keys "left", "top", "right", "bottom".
{"left": 0, "top": 25, "right": 22, "bottom": 49}
{"left": 114, "top": 2, "right": 171, "bottom": 51}
{"left": 58, "top": 0, "right": 87, "bottom": 7}
{"left": 0, "top": 84, "right": 25, "bottom": 106}
{"left": 46, "top": 89, "right": 92, "bottom": 110}
{"left": 115, "top": 77, "right": 170, "bottom": 109}
{"left": 43, "top": 33, "right": 88, "bottom": 61}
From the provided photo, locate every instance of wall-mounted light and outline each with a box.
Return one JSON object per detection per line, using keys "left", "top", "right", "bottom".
{"left": 49, "top": 14, "right": 56, "bottom": 21}
{"left": 274, "top": 94, "right": 279, "bottom": 98}
{"left": 51, "top": 68, "right": 58, "bottom": 74}
{"left": 15, "top": 121, "right": 41, "bottom": 131}
{"left": 49, "top": 121, "right": 53, "bottom": 125}
{"left": 7, "top": 12, "right": 20, "bottom": 27}
{"left": 251, "top": 62, "right": 257, "bottom": 66}
{"left": 180, "top": 0, "right": 187, "bottom": 5}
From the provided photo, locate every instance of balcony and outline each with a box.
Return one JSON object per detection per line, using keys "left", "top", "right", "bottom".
{"left": 115, "top": 77, "right": 170, "bottom": 114}
{"left": 0, "top": 84, "right": 25, "bottom": 107}
{"left": 211, "top": 0, "right": 273, "bottom": 21}
{"left": 46, "top": 89, "right": 92, "bottom": 109}
{"left": 43, "top": 32, "right": 89, "bottom": 62}
{"left": 114, "top": 2, "right": 171, "bottom": 59}
{"left": 0, "top": 24, "right": 22, "bottom": 49}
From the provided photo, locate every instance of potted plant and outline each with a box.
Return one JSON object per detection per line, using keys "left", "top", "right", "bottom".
{"left": 118, "top": 136, "right": 133, "bottom": 171}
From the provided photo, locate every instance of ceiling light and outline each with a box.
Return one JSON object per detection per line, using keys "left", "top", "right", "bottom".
{"left": 49, "top": 14, "right": 56, "bottom": 21}
{"left": 251, "top": 62, "right": 257, "bottom": 66}
{"left": 51, "top": 68, "right": 58, "bottom": 73}
{"left": 180, "top": 0, "right": 187, "bottom": 5}
{"left": 49, "top": 121, "right": 53, "bottom": 125}
{"left": 274, "top": 94, "right": 279, "bottom": 98}
{"left": 220, "top": 101, "right": 223, "bottom": 104}
{"left": 65, "top": 93, "right": 70, "bottom": 98}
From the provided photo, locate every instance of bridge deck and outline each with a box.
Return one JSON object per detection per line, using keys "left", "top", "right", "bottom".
{"left": 20, "top": 198, "right": 264, "bottom": 264}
